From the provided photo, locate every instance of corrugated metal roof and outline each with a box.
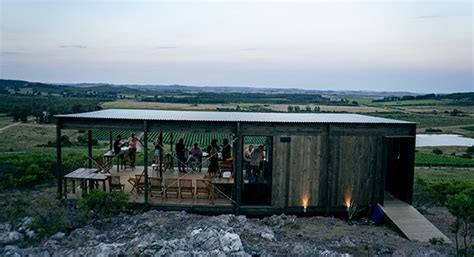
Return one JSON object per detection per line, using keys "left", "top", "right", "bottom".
{"left": 56, "top": 109, "right": 414, "bottom": 124}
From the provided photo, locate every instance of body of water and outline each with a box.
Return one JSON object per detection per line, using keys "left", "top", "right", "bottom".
{"left": 416, "top": 134, "right": 474, "bottom": 147}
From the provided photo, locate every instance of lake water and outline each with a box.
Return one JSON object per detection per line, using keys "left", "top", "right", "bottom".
{"left": 416, "top": 134, "right": 474, "bottom": 147}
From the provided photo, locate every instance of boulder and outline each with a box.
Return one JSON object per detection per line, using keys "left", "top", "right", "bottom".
{"left": 220, "top": 232, "right": 243, "bottom": 253}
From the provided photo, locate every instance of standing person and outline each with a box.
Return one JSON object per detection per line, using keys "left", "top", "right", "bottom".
{"left": 154, "top": 139, "right": 163, "bottom": 170}
{"left": 222, "top": 138, "right": 232, "bottom": 160}
{"left": 127, "top": 133, "right": 139, "bottom": 168}
{"left": 113, "top": 135, "right": 125, "bottom": 164}
{"left": 113, "top": 135, "right": 123, "bottom": 156}
{"left": 250, "top": 145, "right": 263, "bottom": 177}
{"left": 189, "top": 143, "right": 203, "bottom": 172}
{"left": 176, "top": 138, "right": 186, "bottom": 173}
{"left": 208, "top": 139, "right": 219, "bottom": 177}
{"left": 243, "top": 145, "right": 254, "bottom": 176}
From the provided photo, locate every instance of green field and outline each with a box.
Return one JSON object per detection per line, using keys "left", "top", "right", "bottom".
{"left": 369, "top": 112, "right": 474, "bottom": 128}
{"left": 89, "top": 130, "right": 267, "bottom": 148}
{"left": 415, "top": 152, "right": 474, "bottom": 167}
{"left": 462, "top": 126, "right": 474, "bottom": 132}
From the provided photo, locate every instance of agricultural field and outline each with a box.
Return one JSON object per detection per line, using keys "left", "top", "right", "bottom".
{"left": 369, "top": 112, "right": 474, "bottom": 128}
{"left": 0, "top": 123, "right": 79, "bottom": 152}
{"left": 415, "top": 167, "right": 474, "bottom": 181}
{"left": 462, "top": 126, "right": 474, "bottom": 132}
{"left": 415, "top": 152, "right": 474, "bottom": 167}
{"left": 88, "top": 129, "right": 266, "bottom": 148}
{"left": 0, "top": 113, "right": 14, "bottom": 128}
{"left": 101, "top": 99, "right": 389, "bottom": 113}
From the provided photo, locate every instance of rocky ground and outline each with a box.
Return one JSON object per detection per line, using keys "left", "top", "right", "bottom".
{"left": 0, "top": 210, "right": 454, "bottom": 256}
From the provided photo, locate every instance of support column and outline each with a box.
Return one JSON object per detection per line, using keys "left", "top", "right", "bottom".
{"left": 159, "top": 131, "right": 163, "bottom": 180}
{"left": 56, "top": 119, "right": 63, "bottom": 199}
{"left": 88, "top": 130, "right": 93, "bottom": 168}
{"left": 109, "top": 131, "right": 113, "bottom": 151}
{"left": 234, "top": 122, "right": 243, "bottom": 206}
{"left": 143, "top": 121, "right": 149, "bottom": 205}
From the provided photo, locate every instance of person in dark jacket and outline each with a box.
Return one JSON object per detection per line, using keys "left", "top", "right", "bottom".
{"left": 175, "top": 138, "right": 186, "bottom": 173}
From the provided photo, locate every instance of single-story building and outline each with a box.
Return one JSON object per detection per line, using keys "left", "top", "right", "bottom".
{"left": 55, "top": 109, "right": 416, "bottom": 215}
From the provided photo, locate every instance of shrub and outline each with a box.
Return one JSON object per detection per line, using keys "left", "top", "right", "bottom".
{"left": 432, "top": 148, "right": 443, "bottom": 155}
{"left": 413, "top": 178, "right": 474, "bottom": 206}
{"left": 31, "top": 193, "right": 85, "bottom": 240}
{"left": 446, "top": 192, "right": 474, "bottom": 256}
{"left": 429, "top": 237, "right": 445, "bottom": 245}
{"left": 425, "top": 128, "right": 442, "bottom": 133}
{"left": 79, "top": 190, "right": 129, "bottom": 219}
{"left": 77, "top": 134, "right": 98, "bottom": 146}
{"left": 466, "top": 146, "right": 474, "bottom": 154}
{"left": 461, "top": 153, "right": 472, "bottom": 159}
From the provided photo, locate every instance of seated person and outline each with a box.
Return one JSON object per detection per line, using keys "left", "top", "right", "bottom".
{"left": 188, "top": 143, "right": 203, "bottom": 172}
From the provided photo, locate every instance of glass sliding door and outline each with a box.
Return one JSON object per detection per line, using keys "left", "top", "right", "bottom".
{"left": 241, "top": 136, "right": 273, "bottom": 205}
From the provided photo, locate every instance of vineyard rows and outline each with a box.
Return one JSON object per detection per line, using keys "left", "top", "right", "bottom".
{"left": 90, "top": 130, "right": 266, "bottom": 147}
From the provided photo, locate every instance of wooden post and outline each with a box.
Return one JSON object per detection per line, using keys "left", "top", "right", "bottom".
{"left": 234, "top": 122, "right": 243, "bottom": 207}
{"left": 143, "top": 121, "right": 149, "bottom": 205}
{"left": 56, "top": 119, "right": 63, "bottom": 199}
{"left": 159, "top": 131, "right": 163, "bottom": 180}
{"left": 88, "top": 130, "right": 93, "bottom": 169}
{"left": 325, "top": 124, "right": 333, "bottom": 214}
{"left": 170, "top": 132, "right": 173, "bottom": 152}
{"left": 170, "top": 132, "right": 174, "bottom": 169}
{"left": 109, "top": 131, "right": 113, "bottom": 151}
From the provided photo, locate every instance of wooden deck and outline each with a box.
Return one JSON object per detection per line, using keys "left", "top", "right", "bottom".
{"left": 65, "top": 166, "right": 234, "bottom": 206}
{"left": 383, "top": 193, "right": 451, "bottom": 243}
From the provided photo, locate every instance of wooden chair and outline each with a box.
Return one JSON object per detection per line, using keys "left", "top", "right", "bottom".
{"left": 179, "top": 179, "right": 194, "bottom": 199}
{"left": 149, "top": 177, "right": 164, "bottom": 198}
{"left": 94, "top": 157, "right": 112, "bottom": 173}
{"left": 164, "top": 178, "right": 179, "bottom": 198}
{"left": 109, "top": 175, "right": 125, "bottom": 192}
{"left": 163, "top": 153, "right": 174, "bottom": 172}
{"left": 128, "top": 174, "right": 144, "bottom": 193}
{"left": 196, "top": 178, "right": 211, "bottom": 200}
{"left": 121, "top": 151, "right": 133, "bottom": 171}
{"left": 220, "top": 159, "right": 233, "bottom": 173}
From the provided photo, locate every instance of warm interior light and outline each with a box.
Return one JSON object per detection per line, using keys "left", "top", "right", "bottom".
{"left": 302, "top": 195, "right": 309, "bottom": 212}
{"left": 344, "top": 191, "right": 352, "bottom": 208}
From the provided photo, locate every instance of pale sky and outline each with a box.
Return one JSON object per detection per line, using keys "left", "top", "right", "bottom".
{"left": 0, "top": 0, "right": 472, "bottom": 93}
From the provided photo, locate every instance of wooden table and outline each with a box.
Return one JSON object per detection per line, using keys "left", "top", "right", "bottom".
{"left": 104, "top": 147, "right": 128, "bottom": 173}
{"left": 212, "top": 177, "right": 235, "bottom": 199}
{"left": 64, "top": 168, "right": 110, "bottom": 194}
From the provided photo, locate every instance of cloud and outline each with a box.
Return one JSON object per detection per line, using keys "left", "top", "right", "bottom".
{"left": 0, "top": 51, "right": 22, "bottom": 56}
{"left": 241, "top": 48, "right": 257, "bottom": 51}
{"left": 59, "top": 45, "right": 87, "bottom": 49}
{"left": 156, "top": 46, "right": 177, "bottom": 49}
{"left": 416, "top": 15, "right": 441, "bottom": 19}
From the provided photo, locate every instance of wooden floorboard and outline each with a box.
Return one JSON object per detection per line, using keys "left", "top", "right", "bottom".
{"left": 65, "top": 166, "right": 233, "bottom": 207}
{"left": 383, "top": 192, "right": 451, "bottom": 243}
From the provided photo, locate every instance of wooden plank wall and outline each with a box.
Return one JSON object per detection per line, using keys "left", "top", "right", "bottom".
{"left": 331, "top": 135, "right": 383, "bottom": 207}
{"left": 273, "top": 134, "right": 384, "bottom": 209}
{"left": 273, "top": 135, "right": 327, "bottom": 208}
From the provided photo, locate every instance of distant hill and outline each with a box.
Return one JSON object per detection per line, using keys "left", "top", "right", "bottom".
{"left": 1, "top": 79, "right": 419, "bottom": 98}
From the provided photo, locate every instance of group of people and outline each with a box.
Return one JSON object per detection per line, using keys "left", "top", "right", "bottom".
{"left": 243, "top": 144, "right": 266, "bottom": 177}
{"left": 113, "top": 133, "right": 139, "bottom": 168}
{"left": 112, "top": 133, "right": 240, "bottom": 177}
{"left": 175, "top": 138, "right": 232, "bottom": 175}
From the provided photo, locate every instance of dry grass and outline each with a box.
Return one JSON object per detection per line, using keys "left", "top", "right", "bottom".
{"left": 101, "top": 100, "right": 390, "bottom": 113}
{"left": 0, "top": 123, "right": 78, "bottom": 151}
